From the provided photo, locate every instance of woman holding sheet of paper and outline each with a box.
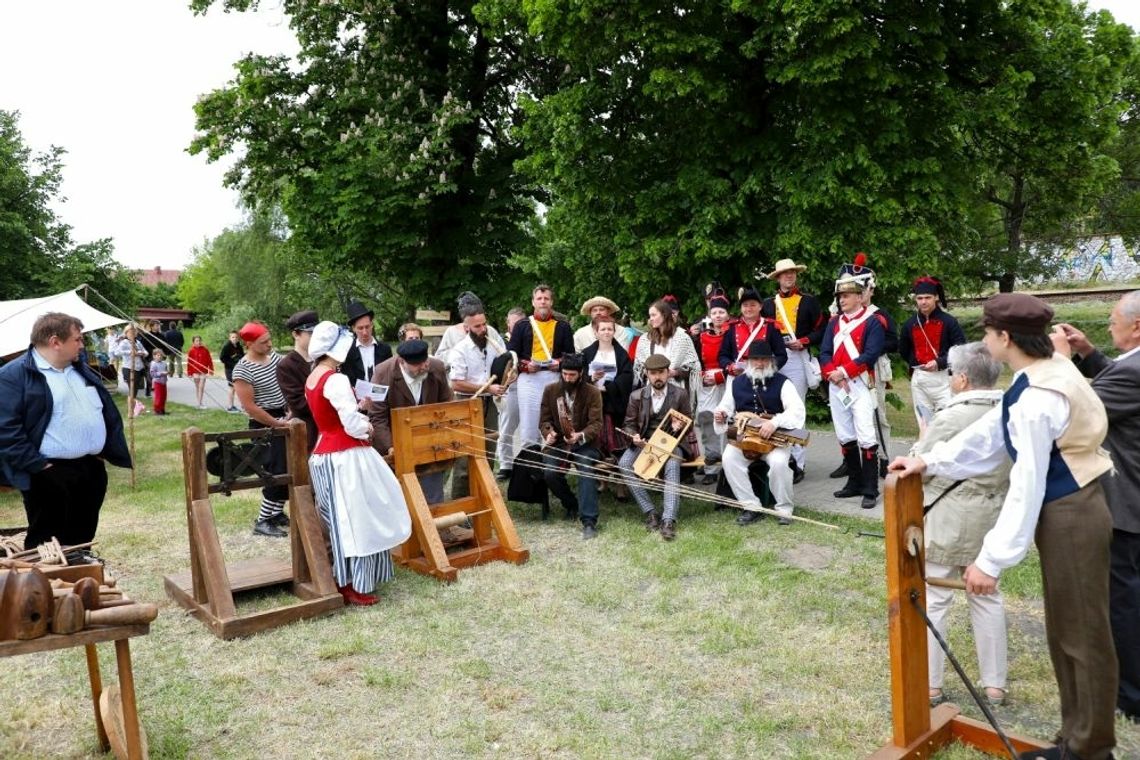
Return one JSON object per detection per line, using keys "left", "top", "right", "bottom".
{"left": 582, "top": 313, "right": 634, "bottom": 460}
{"left": 304, "top": 321, "right": 411, "bottom": 606}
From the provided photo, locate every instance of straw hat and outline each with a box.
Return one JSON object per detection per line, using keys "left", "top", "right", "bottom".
{"left": 766, "top": 258, "right": 808, "bottom": 279}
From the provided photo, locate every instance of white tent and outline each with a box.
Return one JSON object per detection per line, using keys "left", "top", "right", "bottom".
{"left": 0, "top": 288, "right": 126, "bottom": 358}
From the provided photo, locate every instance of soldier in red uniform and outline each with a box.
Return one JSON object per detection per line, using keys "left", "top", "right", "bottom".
{"left": 899, "top": 276, "right": 966, "bottom": 431}
{"left": 718, "top": 286, "right": 787, "bottom": 378}
{"left": 819, "top": 270, "right": 886, "bottom": 510}
{"left": 696, "top": 294, "right": 731, "bottom": 484}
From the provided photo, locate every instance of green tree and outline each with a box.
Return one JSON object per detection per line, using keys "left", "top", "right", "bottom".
{"left": 188, "top": 0, "right": 544, "bottom": 319}
{"left": 0, "top": 110, "right": 71, "bottom": 300}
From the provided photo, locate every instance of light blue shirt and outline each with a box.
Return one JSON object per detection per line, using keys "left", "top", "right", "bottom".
{"left": 33, "top": 349, "right": 107, "bottom": 460}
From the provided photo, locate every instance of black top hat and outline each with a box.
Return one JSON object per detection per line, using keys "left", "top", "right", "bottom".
{"left": 346, "top": 301, "right": 374, "bottom": 326}
{"left": 737, "top": 286, "right": 763, "bottom": 305}
{"left": 746, "top": 341, "right": 774, "bottom": 359}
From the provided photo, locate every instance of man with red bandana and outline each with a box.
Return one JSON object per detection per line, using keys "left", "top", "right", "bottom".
{"left": 899, "top": 276, "right": 966, "bottom": 431}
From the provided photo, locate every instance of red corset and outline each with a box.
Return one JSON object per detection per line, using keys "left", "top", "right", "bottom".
{"left": 305, "top": 370, "right": 371, "bottom": 454}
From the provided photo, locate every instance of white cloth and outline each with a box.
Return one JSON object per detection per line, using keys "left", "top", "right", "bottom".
{"left": 448, "top": 334, "right": 498, "bottom": 391}
{"left": 437, "top": 324, "right": 505, "bottom": 368}
{"left": 920, "top": 381, "right": 1071, "bottom": 578}
{"left": 496, "top": 383, "right": 520, "bottom": 467}
{"left": 723, "top": 444, "right": 794, "bottom": 518}
{"left": 633, "top": 331, "right": 701, "bottom": 409}
{"left": 776, "top": 351, "right": 811, "bottom": 468}
{"left": 925, "top": 561, "right": 1008, "bottom": 690}
{"left": 113, "top": 337, "right": 146, "bottom": 371}
{"left": 311, "top": 372, "right": 411, "bottom": 557}
{"left": 911, "top": 368, "right": 952, "bottom": 429}
{"left": 400, "top": 364, "right": 426, "bottom": 404}
{"left": 357, "top": 342, "right": 377, "bottom": 380}
{"left": 573, "top": 323, "right": 633, "bottom": 352}
{"left": 515, "top": 370, "right": 557, "bottom": 446}
{"left": 827, "top": 376, "right": 877, "bottom": 448}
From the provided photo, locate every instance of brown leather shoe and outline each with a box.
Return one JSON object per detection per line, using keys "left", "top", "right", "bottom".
{"left": 660, "top": 519, "right": 677, "bottom": 541}
{"left": 644, "top": 511, "right": 660, "bottom": 531}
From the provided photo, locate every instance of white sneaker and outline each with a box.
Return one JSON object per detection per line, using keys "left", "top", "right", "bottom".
{"left": 198, "top": 404, "right": 207, "bottom": 410}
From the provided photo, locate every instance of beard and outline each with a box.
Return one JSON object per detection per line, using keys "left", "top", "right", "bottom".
{"left": 650, "top": 377, "right": 668, "bottom": 390}
{"left": 470, "top": 331, "right": 488, "bottom": 349}
{"left": 745, "top": 363, "right": 776, "bottom": 383}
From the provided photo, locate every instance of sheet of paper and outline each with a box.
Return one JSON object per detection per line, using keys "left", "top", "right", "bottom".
{"left": 588, "top": 361, "right": 617, "bottom": 382}
{"left": 354, "top": 379, "right": 389, "bottom": 402}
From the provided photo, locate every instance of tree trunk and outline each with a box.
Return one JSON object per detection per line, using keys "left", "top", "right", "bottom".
{"left": 999, "top": 173, "right": 1026, "bottom": 293}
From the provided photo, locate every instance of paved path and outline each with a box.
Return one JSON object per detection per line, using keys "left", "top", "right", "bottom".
{"left": 126, "top": 376, "right": 914, "bottom": 522}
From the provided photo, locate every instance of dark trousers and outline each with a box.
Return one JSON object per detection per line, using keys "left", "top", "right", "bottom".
{"left": 1036, "top": 481, "right": 1117, "bottom": 759}
{"left": 543, "top": 444, "right": 601, "bottom": 525}
{"left": 21, "top": 455, "right": 108, "bottom": 549}
{"left": 121, "top": 367, "right": 143, "bottom": 398}
{"left": 1110, "top": 528, "right": 1140, "bottom": 718}
{"left": 250, "top": 411, "right": 289, "bottom": 504}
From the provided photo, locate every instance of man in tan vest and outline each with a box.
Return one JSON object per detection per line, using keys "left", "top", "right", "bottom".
{"left": 891, "top": 293, "right": 1117, "bottom": 760}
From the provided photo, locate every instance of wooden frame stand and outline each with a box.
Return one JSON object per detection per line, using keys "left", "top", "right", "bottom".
{"left": 391, "top": 398, "right": 528, "bottom": 581}
{"left": 869, "top": 473, "right": 1049, "bottom": 758}
{"left": 163, "top": 421, "right": 342, "bottom": 639}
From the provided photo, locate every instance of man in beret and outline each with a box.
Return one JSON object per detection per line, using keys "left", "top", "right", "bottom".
{"left": 369, "top": 339, "right": 453, "bottom": 505}
{"left": 714, "top": 341, "right": 806, "bottom": 526}
{"left": 539, "top": 352, "right": 604, "bottom": 539}
{"left": 1053, "top": 290, "right": 1140, "bottom": 724}
{"left": 899, "top": 276, "right": 966, "bottom": 430}
{"left": 342, "top": 300, "right": 393, "bottom": 387}
{"left": 892, "top": 292, "right": 1117, "bottom": 760}
{"left": 618, "top": 354, "right": 697, "bottom": 540}
{"left": 276, "top": 310, "right": 320, "bottom": 451}
{"left": 761, "top": 258, "right": 826, "bottom": 482}
{"left": 573, "top": 296, "right": 633, "bottom": 352}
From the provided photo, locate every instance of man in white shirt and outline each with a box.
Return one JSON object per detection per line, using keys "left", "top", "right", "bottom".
{"left": 342, "top": 301, "right": 392, "bottom": 386}
{"left": 891, "top": 293, "right": 1117, "bottom": 760}
{"left": 0, "top": 313, "right": 131, "bottom": 551}
{"left": 449, "top": 309, "right": 508, "bottom": 495}
{"left": 573, "top": 296, "right": 632, "bottom": 351}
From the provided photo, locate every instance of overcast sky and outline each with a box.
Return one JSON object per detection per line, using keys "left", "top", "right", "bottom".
{"left": 1, "top": 2, "right": 1138, "bottom": 274}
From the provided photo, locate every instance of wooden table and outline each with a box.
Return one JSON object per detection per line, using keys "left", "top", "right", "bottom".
{"left": 0, "top": 623, "right": 149, "bottom": 759}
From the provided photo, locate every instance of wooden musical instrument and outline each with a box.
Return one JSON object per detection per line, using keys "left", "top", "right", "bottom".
{"left": 554, "top": 395, "right": 576, "bottom": 449}
{"left": 632, "top": 409, "right": 693, "bottom": 481}
{"left": 726, "top": 412, "right": 810, "bottom": 459}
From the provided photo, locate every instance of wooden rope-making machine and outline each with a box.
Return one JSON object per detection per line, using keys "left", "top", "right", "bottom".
{"left": 389, "top": 397, "right": 528, "bottom": 581}
{"left": 871, "top": 473, "right": 1049, "bottom": 759}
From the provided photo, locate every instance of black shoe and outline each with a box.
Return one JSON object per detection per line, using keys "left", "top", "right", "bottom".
{"left": 791, "top": 462, "right": 805, "bottom": 484}
{"left": 269, "top": 512, "right": 290, "bottom": 528}
{"left": 777, "top": 516, "right": 792, "bottom": 526}
{"left": 860, "top": 494, "right": 878, "bottom": 510}
{"left": 253, "top": 519, "right": 287, "bottom": 537}
{"left": 833, "top": 486, "right": 861, "bottom": 498}
{"left": 879, "top": 459, "right": 888, "bottom": 479}
{"left": 582, "top": 522, "right": 598, "bottom": 540}
{"left": 701, "top": 473, "right": 718, "bottom": 485}
{"left": 644, "top": 511, "right": 660, "bottom": 531}
{"left": 564, "top": 506, "right": 579, "bottom": 521}
{"left": 736, "top": 510, "right": 764, "bottom": 525}
{"left": 660, "top": 519, "right": 676, "bottom": 541}
{"left": 829, "top": 461, "right": 848, "bottom": 479}
{"left": 496, "top": 469, "right": 512, "bottom": 482}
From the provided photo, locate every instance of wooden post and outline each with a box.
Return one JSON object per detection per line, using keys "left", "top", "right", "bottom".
{"left": 869, "top": 474, "right": 1049, "bottom": 758}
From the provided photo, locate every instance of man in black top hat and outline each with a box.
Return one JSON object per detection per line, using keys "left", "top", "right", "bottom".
{"left": 718, "top": 286, "right": 788, "bottom": 375}
{"left": 714, "top": 341, "right": 806, "bottom": 526}
{"left": 342, "top": 300, "right": 393, "bottom": 387}
{"left": 276, "top": 309, "right": 320, "bottom": 451}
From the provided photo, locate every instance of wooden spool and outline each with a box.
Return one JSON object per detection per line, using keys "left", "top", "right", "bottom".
{"left": 99, "top": 683, "right": 149, "bottom": 760}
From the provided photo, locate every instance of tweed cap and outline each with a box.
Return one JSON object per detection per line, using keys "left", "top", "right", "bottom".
{"left": 981, "top": 293, "right": 1054, "bottom": 335}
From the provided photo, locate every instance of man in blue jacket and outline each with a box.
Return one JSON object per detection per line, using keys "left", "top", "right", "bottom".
{"left": 0, "top": 313, "right": 131, "bottom": 550}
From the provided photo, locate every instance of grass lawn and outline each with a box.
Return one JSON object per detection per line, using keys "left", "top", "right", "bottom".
{"left": 2, "top": 392, "right": 1137, "bottom": 759}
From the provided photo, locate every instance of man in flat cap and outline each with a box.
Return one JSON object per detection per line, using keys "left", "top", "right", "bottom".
{"left": 342, "top": 300, "right": 393, "bottom": 387}
{"left": 574, "top": 296, "right": 633, "bottom": 352}
{"left": 892, "top": 293, "right": 1117, "bottom": 760}
{"left": 618, "top": 354, "right": 697, "bottom": 540}
{"left": 369, "top": 339, "right": 453, "bottom": 505}
{"left": 899, "top": 276, "right": 966, "bottom": 430}
{"left": 539, "top": 352, "right": 604, "bottom": 539}
{"left": 714, "top": 341, "right": 806, "bottom": 526}
{"left": 761, "top": 258, "right": 826, "bottom": 482}
{"left": 277, "top": 309, "right": 320, "bottom": 451}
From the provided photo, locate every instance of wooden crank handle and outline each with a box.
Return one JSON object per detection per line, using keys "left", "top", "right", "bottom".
{"left": 925, "top": 577, "right": 967, "bottom": 591}
{"left": 85, "top": 603, "right": 159, "bottom": 627}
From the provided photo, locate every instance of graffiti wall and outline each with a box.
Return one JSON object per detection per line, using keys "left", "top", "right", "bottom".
{"left": 1045, "top": 235, "right": 1140, "bottom": 282}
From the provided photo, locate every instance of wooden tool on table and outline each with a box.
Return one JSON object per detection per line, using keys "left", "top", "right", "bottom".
{"left": 0, "top": 567, "right": 53, "bottom": 640}
{"left": 52, "top": 596, "right": 159, "bottom": 635}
